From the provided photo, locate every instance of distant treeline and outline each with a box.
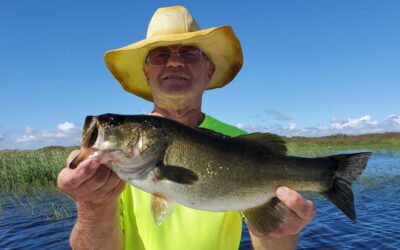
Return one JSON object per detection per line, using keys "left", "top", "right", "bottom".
{"left": 284, "top": 132, "right": 400, "bottom": 145}
{"left": 283, "top": 132, "right": 400, "bottom": 156}
{"left": 0, "top": 133, "right": 399, "bottom": 191}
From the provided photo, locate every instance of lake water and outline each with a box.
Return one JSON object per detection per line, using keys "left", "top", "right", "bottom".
{"left": 1, "top": 152, "right": 399, "bottom": 249}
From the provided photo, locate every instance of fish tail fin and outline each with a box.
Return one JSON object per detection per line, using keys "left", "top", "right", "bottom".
{"left": 322, "top": 152, "right": 372, "bottom": 221}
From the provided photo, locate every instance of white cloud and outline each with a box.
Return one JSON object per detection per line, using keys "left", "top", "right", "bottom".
{"left": 237, "top": 114, "right": 400, "bottom": 137}
{"left": 15, "top": 135, "right": 37, "bottom": 143}
{"left": 1, "top": 121, "right": 82, "bottom": 150}
{"left": 24, "top": 126, "right": 35, "bottom": 133}
{"left": 58, "top": 122, "right": 77, "bottom": 132}
{"left": 287, "top": 122, "right": 297, "bottom": 130}
{"left": 331, "top": 115, "right": 378, "bottom": 130}
{"left": 375, "top": 114, "right": 400, "bottom": 134}
{"left": 390, "top": 114, "right": 400, "bottom": 121}
{"left": 237, "top": 123, "right": 269, "bottom": 132}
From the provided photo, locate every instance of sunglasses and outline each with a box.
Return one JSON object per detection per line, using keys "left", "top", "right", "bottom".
{"left": 147, "top": 45, "right": 207, "bottom": 65}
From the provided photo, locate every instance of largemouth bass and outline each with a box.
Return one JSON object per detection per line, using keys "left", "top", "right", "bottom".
{"left": 70, "top": 113, "right": 371, "bottom": 235}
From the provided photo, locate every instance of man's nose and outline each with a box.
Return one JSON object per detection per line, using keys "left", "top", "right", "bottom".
{"left": 165, "top": 52, "right": 185, "bottom": 67}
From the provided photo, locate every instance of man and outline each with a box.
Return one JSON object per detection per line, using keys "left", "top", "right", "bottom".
{"left": 58, "top": 6, "right": 315, "bottom": 250}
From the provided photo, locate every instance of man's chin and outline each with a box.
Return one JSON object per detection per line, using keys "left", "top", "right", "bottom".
{"left": 160, "top": 84, "right": 192, "bottom": 96}
{"left": 162, "top": 90, "right": 192, "bottom": 99}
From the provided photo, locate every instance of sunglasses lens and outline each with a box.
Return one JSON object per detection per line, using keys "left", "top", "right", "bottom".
{"left": 148, "top": 47, "right": 171, "bottom": 65}
{"left": 178, "top": 46, "right": 201, "bottom": 64}
{"left": 148, "top": 46, "right": 202, "bottom": 65}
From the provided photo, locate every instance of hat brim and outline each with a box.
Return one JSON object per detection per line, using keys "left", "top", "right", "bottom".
{"left": 104, "top": 26, "right": 243, "bottom": 101}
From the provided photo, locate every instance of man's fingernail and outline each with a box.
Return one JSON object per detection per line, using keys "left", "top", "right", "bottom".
{"left": 89, "top": 164, "right": 99, "bottom": 170}
{"left": 89, "top": 159, "right": 100, "bottom": 170}
{"left": 276, "top": 187, "right": 288, "bottom": 199}
{"left": 305, "top": 202, "right": 315, "bottom": 218}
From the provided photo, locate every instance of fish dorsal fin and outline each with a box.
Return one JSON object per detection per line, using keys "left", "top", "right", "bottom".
{"left": 237, "top": 133, "right": 287, "bottom": 155}
{"left": 197, "top": 127, "right": 227, "bottom": 138}
{"left": 151, "top": 194, "right": 176, "bottom": 225}
{"left": 243, "top": 197, "right": 289, "bottom": 235}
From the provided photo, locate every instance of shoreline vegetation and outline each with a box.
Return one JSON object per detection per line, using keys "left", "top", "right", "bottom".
{"left": 284, "top": 132, "right": 400, "bottom": 156}
{"left": 1, "top": 132, "right": 399, "bottom": 192}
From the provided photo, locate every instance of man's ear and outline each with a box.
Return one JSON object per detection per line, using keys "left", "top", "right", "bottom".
{"left": 143, "top": 64, "right": 150, "bottom": 83}
{"left": 208, "top": 63, "right": 216, "bottom": 80}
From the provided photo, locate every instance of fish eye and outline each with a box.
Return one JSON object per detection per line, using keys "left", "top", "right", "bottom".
{"left": 109, "top": 116, "right": 120, "bottom": 126}
{"left": 99, "top": 114, "right": 123, "bottom": 127}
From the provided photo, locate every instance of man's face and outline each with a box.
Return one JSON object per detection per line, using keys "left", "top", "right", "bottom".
{"left": 144, "top": 45, "right": 215, "bottom": 100}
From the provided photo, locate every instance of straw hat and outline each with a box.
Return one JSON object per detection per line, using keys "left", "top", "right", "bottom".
{"left": 104, "top": 5, "right": 243, "bottom": 101}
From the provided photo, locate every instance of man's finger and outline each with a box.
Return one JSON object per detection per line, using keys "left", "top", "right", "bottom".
{"left": 276, "top": 187, "right": 316, "bottom": 220}
{"left": 83, "top": 165, "right": 115, "bottom": 194}
{"left": 66, "top": 150, "right": 81, "bottom": 167}
{"left": 104, "top": 177, "right": 126, "bottom": 199}
{"left": 94, "top": 171, "right": 122, "bottom": 193}
{"left": 269, "top": 210, "right": 309, "bottom": 237}
{"left": 59, "top": 157, "right": 101, "bottom": 190}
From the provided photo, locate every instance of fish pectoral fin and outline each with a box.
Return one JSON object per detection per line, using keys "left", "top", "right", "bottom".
{"left": 151, "top": 194, "right": 175, "bottom": 225}
{"left": 237, "top": 133, "right": 287, "bottom": 156}
{"left": 243, "top": 197, "right": 288, "bottom": 236}
{"left": 155, "top": 164, "right": 198, "bottom": 185}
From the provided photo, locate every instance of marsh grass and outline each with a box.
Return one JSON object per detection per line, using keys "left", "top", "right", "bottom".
{"left": 0, "top": 146, "right": 78, "bottom": 191}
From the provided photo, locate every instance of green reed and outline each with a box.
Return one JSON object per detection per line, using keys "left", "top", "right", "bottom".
{"left": 0, "top": 146, "right": 78, "bottom": 191}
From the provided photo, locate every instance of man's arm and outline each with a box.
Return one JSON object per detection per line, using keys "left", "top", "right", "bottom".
{"left": 58, "top": 150, "right": 125, "bottom": 249}
{"left": 248, "top": 187, "right": 316, "bottom": 250}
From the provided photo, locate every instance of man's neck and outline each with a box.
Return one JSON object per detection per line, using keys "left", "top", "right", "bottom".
{"left": 150, "top": 93, "right": 206, "bottom": 127}
{"left": 151, "top": 105, "right": 205, "bottom": 128}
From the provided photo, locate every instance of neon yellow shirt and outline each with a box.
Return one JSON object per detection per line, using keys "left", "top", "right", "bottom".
{"left": 119, "top": 115, "right": 247, "bottom": 250}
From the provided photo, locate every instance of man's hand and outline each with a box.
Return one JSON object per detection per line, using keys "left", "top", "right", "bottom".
{"left": 58, "top": 150, "right": 125, "bottom": 207}
{"left": 57, "top": 150, "right": 125, "bottom": 249}
{"left": 248, "top": 187, "right": 316, "bottom": 250}
{"left": 271, "top": 187, "right": 316, "bottom": 237}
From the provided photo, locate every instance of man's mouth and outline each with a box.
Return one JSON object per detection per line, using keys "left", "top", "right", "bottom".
{"left": 162, "top": 74, "right": 189, "bottom": 80}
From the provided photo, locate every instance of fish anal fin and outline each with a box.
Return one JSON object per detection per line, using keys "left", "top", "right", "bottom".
{"left": 151, "top": 194, "right": 175, "bottom": 225}
{"left": 237, "top": 133, "right": 287, "bottom": 155}
{"left": 243, "top": 197, "right": 288, "bottom": 236}
{"left": 155, "top": 164, "right": 198, "bottom": 185}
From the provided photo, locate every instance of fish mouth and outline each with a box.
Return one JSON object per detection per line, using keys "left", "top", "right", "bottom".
{"left": 69, "top": 116, "right": 99, "bottom": 169}
{"left": 82, "top": 116, "right": 99, "bottom": 148}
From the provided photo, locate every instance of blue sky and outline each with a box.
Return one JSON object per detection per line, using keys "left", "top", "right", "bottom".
{"left": 1, "top": 0, "right": 399, "bottom": 149}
